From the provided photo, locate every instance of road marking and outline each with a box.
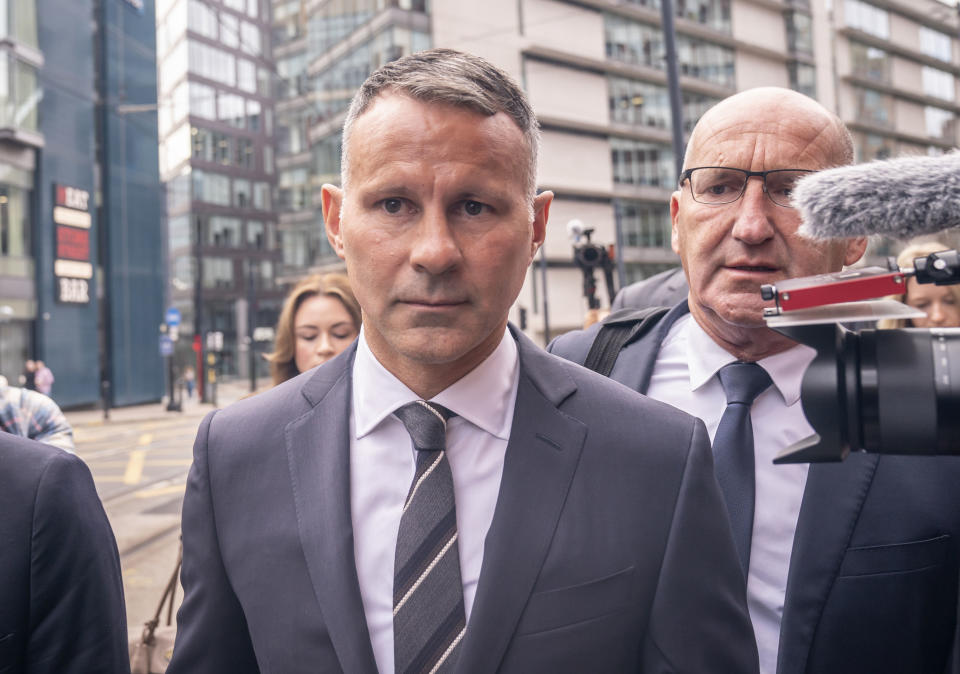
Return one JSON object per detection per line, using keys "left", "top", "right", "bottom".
{"left": 138, "top": 433, "right": 153, "bottom": 446}
{"left": 135, "top": 484, "right": 187, "bottom": 499}
{"left": 123, "top": 450, "right": 147, "bottom": 485}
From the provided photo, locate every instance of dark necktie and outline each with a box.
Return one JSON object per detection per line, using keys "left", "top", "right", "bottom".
{"left": 392, "top": 401, "right": 465, "bottom": 674}
{"left": 714, "top": 361, "right": 773, "bottom": 577}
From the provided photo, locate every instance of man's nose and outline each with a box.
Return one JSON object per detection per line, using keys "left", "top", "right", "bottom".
{"left": 409, "top": 208, "right": 463, "bottom": 274}
{"left": 731, "top": 177, "right": 776, "bottom": 244}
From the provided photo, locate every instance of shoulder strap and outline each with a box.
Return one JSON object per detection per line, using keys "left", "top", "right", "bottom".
{"left": 583, "top": 306, "right": 669, "bottom": 377}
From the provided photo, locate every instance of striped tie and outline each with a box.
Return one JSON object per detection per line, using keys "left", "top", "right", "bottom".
{"left": 393, "top": 400, "right": 465, "bottom": 674}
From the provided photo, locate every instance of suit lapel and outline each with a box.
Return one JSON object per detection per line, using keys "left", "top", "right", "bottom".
{"left": 615, "top": 300, "right": 689, "bottom": 394}
{"left": 776, "top": 454, "right": 879, "bottom": 674}
{"left": 455, "top": 330, "right": 585, "bottom": 673}
{"left": 284, "top": 345, "right": 378, "bottom": 674}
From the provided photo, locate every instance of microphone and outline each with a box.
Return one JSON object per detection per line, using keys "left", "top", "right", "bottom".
{"left": 793, "top": 151, "right": 960, "bottom": 240}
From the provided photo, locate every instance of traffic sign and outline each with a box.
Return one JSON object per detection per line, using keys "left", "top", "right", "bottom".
{"left": 165, "top": 307, "right": 181, "bottom": 327}
{"left": 159, "top": 335, "right": 174, "bottom": 357}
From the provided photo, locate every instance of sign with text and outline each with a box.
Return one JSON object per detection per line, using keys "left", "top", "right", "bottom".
{"left": 53, "top": 183, "right": 92, "bottom": 304}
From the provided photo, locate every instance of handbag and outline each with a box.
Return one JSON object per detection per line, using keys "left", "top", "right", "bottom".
{"left": 129, "top": 544, "right": 182, "bottom": 674}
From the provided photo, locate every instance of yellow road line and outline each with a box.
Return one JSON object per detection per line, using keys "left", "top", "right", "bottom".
{"left": 123, "top": 450, "right": 147, "bottom": 485}
{"left": 138, "top": 433, "right": 153, "bottom": 446}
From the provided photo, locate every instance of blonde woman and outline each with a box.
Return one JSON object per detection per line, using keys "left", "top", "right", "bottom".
{"left": 878, "top": 241, "right": 960, "bottom": 329}
{"left": 265, "top": 273, "right": 361, "bottom": 385}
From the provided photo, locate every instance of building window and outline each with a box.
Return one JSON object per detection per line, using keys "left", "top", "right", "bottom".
{"left": 202, "top": 257, "right": 235, "bottom": 289}
{"left": 237, "top": 58, "right": 256, "bottom": 93}
{"left": 188, "top": 41, "right": 236, "bottom": 88}
{"left": 278, "top": 167, "right": 308, "bottom": 211}
{"left": 187, "top": 0, "right": 218, "bottom": 40}
{"left": 0, "top": 0, "right": 38, "bottom": 48}
{"left": 850, "top": 42, "right": 890, "bottom": 83}
{"left": 618, "top": 200, "right": 672, "bottom": 249}
{"left": 0, "top": 54, "right": 38, "bottom": 132}
{"left": 218, "top": 93, "right": 245, "bottom": 128}
{"left": 252, "top": 181, "right": 270, "bottom": 210}
{"left": 605, "top": 15, "right": 735, "bottom": 87}
{"left": 0, "top": 171, "right": 31, "bottom": 259}
{"left": 312, "top": 133, "right": 341, "bottom": 183}
{"left": 620, "top": 0, "right": 731, "bottom": 33}
{"left": 925, "top": 106, "right": 955, "bottom": 140}
{"left": 856, "top": 132, "right": 895, "bottom": 161}
{"left": 234, "top": 137, "right": 254, "bottom": 169}
{"left": 192, "top": 170, "right": 231, "bottom": 205}
{"left": 844, "top": 0, "right": 889, "bottom": 39}
{"left": 789, "top": 62, "right": 816, "bottom": 98}
{"left": 854, "top": 87, "right": 893, "bottom": 128}
{"left": 232, "top": 178, "right": 250, "bottom": 207}
{"left": 922, "top": 66, "right": 954, "bottom": 102}
{"left": 189, "top": 82, "right": 216, "bottom": 119}
{"left": 786, "top": 10, "right": 813, "bottom": 56}
{"left": 608, "top": 76, "right": 718, "bottom": 132}
{"left": 247, "top": 220, "right": 265, "bottom": 248}
{"left": 206, "top": 216, "right": 242, "bottom": 247}
{"left": 920, "top": 26, "right": 952, "bottom": 62}
{"left": 611, "top": 138, "right": 675, "bottom": 188}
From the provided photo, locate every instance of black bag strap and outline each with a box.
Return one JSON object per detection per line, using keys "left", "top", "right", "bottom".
{"left": 583, "top": 306, "right": 669, "bottom": 377}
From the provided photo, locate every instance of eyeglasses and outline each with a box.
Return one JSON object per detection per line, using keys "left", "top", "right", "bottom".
{"left": 678, "top": 167, "right": 815, "bottom": 208}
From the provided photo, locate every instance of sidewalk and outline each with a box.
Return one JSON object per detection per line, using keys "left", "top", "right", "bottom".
{"left": 66, "top": 377, "right": 272, "bottom": 428}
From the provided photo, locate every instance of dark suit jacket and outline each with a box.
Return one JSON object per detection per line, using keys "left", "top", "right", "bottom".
{"left": 549, "top": 303, "right": 960, "bottom": 674}
{"left": 0, "top": 433, "right": 129, "bottom": 674}
{"left": 168, "top": 327, "right": 759, "bottom": 673}
{"left": 611, "top": 267, "right": 688, "bottom": 312}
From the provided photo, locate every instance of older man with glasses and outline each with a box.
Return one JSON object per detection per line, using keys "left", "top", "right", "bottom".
{"left": 550, "top": 86, "right": 960, "bottom": 674}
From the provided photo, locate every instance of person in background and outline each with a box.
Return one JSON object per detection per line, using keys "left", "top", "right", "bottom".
{"left": 34, "top": 360, "right": 54, "bottom": 396}
{"left": 265, "top": 272, "right": 361, "bottom": 385}
{"left": 877, "top": 240, "right": 960, "bottom": 329}
{"left": 20, "top": 359, "right": 36, "bottom": 390}
{"left": 0, "top": 431, "right": 129, "bottom": 673}
{"left": 183, "top": 366, "right": 196, "bottom": 399}
{"left": 0, "top": 375, "right": 75, "bottom": 452}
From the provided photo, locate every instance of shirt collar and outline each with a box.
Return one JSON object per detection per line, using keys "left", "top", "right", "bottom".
{"left": 352, "top": 326, "right": 518, "bottom": 440}
{"left": 682, "top": 314, "right": 817, "bottom": 406}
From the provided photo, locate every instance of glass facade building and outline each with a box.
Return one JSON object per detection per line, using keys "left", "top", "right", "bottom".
{"left": 158, "top": 0, "right": 282, "bottom": 382}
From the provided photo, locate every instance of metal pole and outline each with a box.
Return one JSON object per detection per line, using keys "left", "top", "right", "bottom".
{"left": 661, "top": 0, "right": 686, "bottom": 178}
{"left": 195, "top": 219, "right": 206, "bottom": 402}
{"left": 613, "top": 199, "right": 626, "bottom": 292}
{"left": 248, "top": 262, "right": 256, "bottom": 393}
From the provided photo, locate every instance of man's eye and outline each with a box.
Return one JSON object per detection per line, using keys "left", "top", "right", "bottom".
{"left": 383, "top": 198, "right": 403, "bottom": 214}
{"left": 705, "top": 183, "right": 733, "bottom": 195}
{"left": 464, "top": 200, "right": 485, "bottom": 216}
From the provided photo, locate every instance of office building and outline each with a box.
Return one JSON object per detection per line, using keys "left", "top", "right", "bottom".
{"left": 271, "top": 0, "right": 959, "bottom": 340}
{"left": 158, "top": 0, "right": 282, "bottom": 381}
{"left": 0, "top": 0, "right": 165, "bottom": 407}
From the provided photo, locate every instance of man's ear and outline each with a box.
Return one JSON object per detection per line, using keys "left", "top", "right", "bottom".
{"left": 843, "top": 236, "right": 868, "bottom": 267}
{"left": 321, "top": 185, "right": 346, "bottom": 259}
{"left": 531, "top": 191, "right": 552, "bottom": 257}
{"left": 670, "top": 190, "right": 682, "bottom": 255}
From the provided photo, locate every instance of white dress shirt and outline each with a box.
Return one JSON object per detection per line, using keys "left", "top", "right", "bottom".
{"left": 646, "top": 314, "right": 816, "bottom": 674}
{"left": 350, "top": 327, "right": 519, "bottom": 674}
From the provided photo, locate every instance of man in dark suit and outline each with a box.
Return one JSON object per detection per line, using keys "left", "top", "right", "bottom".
{"left": 550, "top": 87, "right": 960, "bottom": 674}
{"left": 0, "top": 432, "right": 129, "bottom": 673}
{"left": 611, "top": 266, "right": 687, "bottom": 311}
{"left": 168, "top": 49, "right": 758, "bottom": 673}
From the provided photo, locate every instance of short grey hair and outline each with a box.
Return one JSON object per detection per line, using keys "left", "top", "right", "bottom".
{"left": 340, "top": 48, "right": 541, "bottom": 200}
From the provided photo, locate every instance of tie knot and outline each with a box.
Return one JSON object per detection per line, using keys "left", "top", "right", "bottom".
{"left": 717, "top": 362, "right": 772, "bottom": 406}
{"left": 393, "top": 400, "right": 455, "bottom": 452}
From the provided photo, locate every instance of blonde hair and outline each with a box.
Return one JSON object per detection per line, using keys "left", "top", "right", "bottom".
{"left": 877, "top": 241, "right": 960, "bottom": 329}
{"left": 265, "top": 273, "right": 361, "bottom": 385}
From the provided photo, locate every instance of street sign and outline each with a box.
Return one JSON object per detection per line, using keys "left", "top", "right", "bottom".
{"left": 159, "top": 335, "right": 174, "bottom": 357}
{"left": 206, "top": 331, "right": 224, "bottom": 352}
{"left": 165, "top": 307, "right": 181, "bottom": 327}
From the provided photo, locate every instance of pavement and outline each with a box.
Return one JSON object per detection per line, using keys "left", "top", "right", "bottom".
{"left": 64, "top": 376, "right": 273, "bottom": 637}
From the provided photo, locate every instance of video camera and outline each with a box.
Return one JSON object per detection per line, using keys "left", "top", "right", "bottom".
{"left": 761, "top": 249, "right": 960, "bottom": 464}
{"left": 567, "top": 220, "right": 616, "bottom": 310}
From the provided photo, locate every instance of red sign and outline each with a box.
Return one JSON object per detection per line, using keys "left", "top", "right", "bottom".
{"left": 56, "top": 225, "right": 90, "bottom": 261}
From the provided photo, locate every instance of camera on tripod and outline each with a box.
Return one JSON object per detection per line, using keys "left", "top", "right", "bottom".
{"left": 761, "top": 249, "right": 960, "bottom": 463}
{"left": 567, "top": 220, "right": 616, "bottom": 310}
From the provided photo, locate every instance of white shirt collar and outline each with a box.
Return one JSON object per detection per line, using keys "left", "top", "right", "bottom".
{"left": 682, "top": 314, "right": 817, "bottom": 406}
{"left": 352, "top": 326, "right": 518, "bottom": 440}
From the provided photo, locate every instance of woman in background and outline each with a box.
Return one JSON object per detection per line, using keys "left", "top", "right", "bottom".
{"left": 878, "top": 240, "right": 960, "bottom": 329}
{"left": 266, "top": 273, "right": 361, "bottom": 386}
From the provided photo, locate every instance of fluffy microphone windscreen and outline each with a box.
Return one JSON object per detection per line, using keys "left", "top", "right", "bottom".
{"left": 793, "top": 151, "right": 960, "bottom": 241}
